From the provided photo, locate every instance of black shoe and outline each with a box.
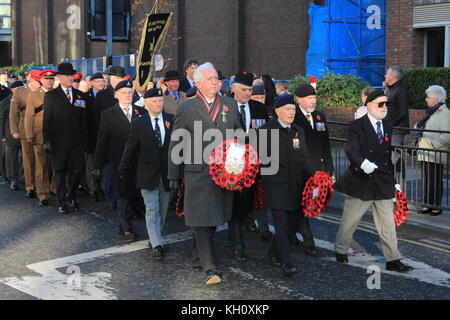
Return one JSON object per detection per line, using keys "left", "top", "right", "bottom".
{"left": 419, "top": 207, "right": 431, "bottom": 214}
{"left": 91, "top": 191, "right": 99, "bottom": 202}
{"left": 430, "top": 210, "right": 443, "bottom": 216}
{"left": 25, "top": 190, "right": 36, "bottom": 198}
{"left": 288, "top": 236, "right": 302, "bottom": 246}
{"left": 282, "top": 263, "right": 298, "bottom": 277}
{"left": 304, "top": 247, "right": 319, "bottom": 257}
{"left": 267, "top": 251, "right": 281, "bottom": 267}
{"left": 233, "top": 249, "right": 249, "bottom": 261}
{"left": 39, "top": 199, "right": 49, "bottom": 206}
{"left": 118, "top": 227, "right": 125, "bottom": 236}
{"left": 205, "top": 270, "right": 222, "bottom": 286}
{"left": 57, "top": 205, "right": 69, "bottom": 214}
{"left": 68, "top": 200, "right": 79, "bottom": 211}
{"left": 123, "top": 231, "right": 137, "bottom": 244}
{"left": 386, "top": 260, "right": 413, "bottom": 273}
{"left": 192, "top": 258, "right": 202, "bottom": 272}
{"left": 9, "top": 181, "right": 18, "bottom": 191}
{"left": 260, "top": 231, "right": 273, "bottom": 242}
{"left": 151, "top": 246, "right": 164, "bottom": 260}
{"left": 336, "top": 253, "right": 348, "bottom": 264}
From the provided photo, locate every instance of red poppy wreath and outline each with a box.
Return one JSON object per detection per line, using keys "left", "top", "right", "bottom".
{"left": 209, "top": 139, "right": 261, "bottom": 191}
{"left": 301, "top": 171, "right": 334, "bottom": 218}
{"left": 393, "top": 190, "right": 409, "bottom": 226}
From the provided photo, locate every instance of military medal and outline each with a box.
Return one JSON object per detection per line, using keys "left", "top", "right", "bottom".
{"left": 293, "top": 138, "right": 300, "bottom": 149}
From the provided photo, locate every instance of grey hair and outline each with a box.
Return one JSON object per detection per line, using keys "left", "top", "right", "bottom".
{"left": 387, "top": 66, "right": 403, "bottom": 80}
{"left": 193, "top": 62, "right": 217, "bottom": 83}
{"left": 426, "top": 85, "right": 447, "bottom": 103}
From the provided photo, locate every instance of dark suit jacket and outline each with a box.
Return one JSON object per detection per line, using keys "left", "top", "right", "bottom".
{"left": 93, "top": 103, "right": 147, "bottom": 197}
{"left": 84, "top": 88, "right": 100, "bottom": 154}
{"left": 334, "top": 115, "right": 396, "bottom": 200}
{"left": 119, "top": 112, "right": 174, "bottom": 191}
{"left": 294, "top": 107, "right": 334, "bottom": 175}
{"left": 0, "top": 90, "right": 18, "bottom": 147}
{"left": 179, "top": 77, "right": 192, "bottom": 93}
{"left": 95, "top": 85, "right": 116, "bottom": 115}
{"left": 259, "top": 119, "right": 314, "bottom": 211}
{"left": 42, "top": 86, "right": 86, "bottom": 171}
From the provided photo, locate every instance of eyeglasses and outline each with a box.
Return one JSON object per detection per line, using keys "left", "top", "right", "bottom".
{"left": 374, "top": 101, "right": 389, "bottom": 108}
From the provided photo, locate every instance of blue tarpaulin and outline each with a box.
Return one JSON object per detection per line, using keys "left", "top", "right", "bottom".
{"left": 306, "top": 0, "right": 386, "bottom": 86}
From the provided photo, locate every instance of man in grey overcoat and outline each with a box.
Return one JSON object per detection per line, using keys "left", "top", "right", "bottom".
{"left": 168, "top": 62, "right": 242, "bottom": 285}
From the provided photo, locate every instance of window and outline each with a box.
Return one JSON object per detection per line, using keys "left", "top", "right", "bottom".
{"left": 0, "top": 0, "right": 11, "bottom": 41}
{"left": 425, "top": 27, "right": 445, "bottom": 67}
{"left": 88, "top": 0, "right": 130, "bottom": 41}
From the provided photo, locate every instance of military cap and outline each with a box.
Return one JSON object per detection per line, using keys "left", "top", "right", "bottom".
{"left": 56, "top": 63, "right": 76, "bottom": 75}
{"left": 40, "top": 69, "right": 56, "bottom": 79}
{"left": 114, "top": 80, "right": 133, "bottom": 92}
{"left": 295, "top": 84, "right": 316, "bottom": 98}
{"left": 73, "top": 72, "right": 83, "bottom": 82}
{"left": 364, "top": 89, "right": 386, "bottom": 106}
{"left": 90, "top": 72, "right": 104, "bottom": 81}
{"left": 107, "top": 66, "right": 126, "bottom": 78}
{"left": 143, "top": 88, "right": 163, "bottom": 99}
{"left": 29, "top": 70, "right": 42, "bottom": 81}
{"left": 274, "top": 94, "right": 295, "bottom": 108}
{"left": 233, "top": 71, "right": 254, "bottom": 87}
{"left": 163, "top": 70, "right": 181, "bottom": 81}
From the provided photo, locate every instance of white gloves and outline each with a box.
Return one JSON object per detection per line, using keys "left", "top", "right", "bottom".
{"left": 395, "top": 184, "right": 402, "bottom": 192}
{"left": 360, "top": 159, "right": 378, "bottom": 174}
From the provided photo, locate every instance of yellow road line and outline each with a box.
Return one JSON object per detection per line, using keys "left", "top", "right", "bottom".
{"left": 316, "top": 214, "right": 450, "bottom": 254}
{"left": 420, "top": 239, "right": 450, "bottom": 250}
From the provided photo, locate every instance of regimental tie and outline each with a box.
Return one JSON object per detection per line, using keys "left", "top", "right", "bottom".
{"left": 66, "top": 89, "right": 71, "bottom": 103}
{"left": 124, "top": 107, "right": 131, "bottom": 122}
{"left": 376, "top": 121, "right": 383, "bottom": 144}
{"left": 154, "top": 117, "right": 162, "bottom": 147}
{"left": 240, "top": 105, "right": 247, "bottom": 131}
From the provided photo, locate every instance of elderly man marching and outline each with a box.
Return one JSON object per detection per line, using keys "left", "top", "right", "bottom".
{"left": 24, "top": 69, "right": 55, "bottom": 206}
{"left": 168, "top": 62, "right": 242, "bottom": 285}
{"left": 334, "top": 90, "right": 413, "bottom": 273}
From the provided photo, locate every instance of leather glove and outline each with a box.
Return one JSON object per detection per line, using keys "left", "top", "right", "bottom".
{"left": 169, "top": 180, "right": 180, "bottom": 193}
{"left": 360, "top": 159, "right": 378, "bottom": 174}
{"left": 43, "top": 142, "right": 53, "bottom": 153}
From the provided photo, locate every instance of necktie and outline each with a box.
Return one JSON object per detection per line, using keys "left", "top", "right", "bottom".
{"left": 66, "top": 89, "right": 71, "bottom": 103}
{"left": 376, "top": 121, "right": 383, "bottom": 144}
{"left": 154, "top": 118, "right": 162, "bottom": 147}
{"left": 306, "top": 113, "right": 312, "bottom": 128}
{"left": 124, "top": 107, "right": 131, "bottom": 122}
{"left": 173, "top": 92, "right": 179, "bottom": 103}
{"left": 240, "top": 105, "right": 247, "bottom": 131}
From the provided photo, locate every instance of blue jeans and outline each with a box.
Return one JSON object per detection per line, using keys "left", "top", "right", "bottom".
{"left": 141, "top": 179, "right": 171, "bottom": 248}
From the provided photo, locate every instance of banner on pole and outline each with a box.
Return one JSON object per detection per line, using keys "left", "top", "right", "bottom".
{"left": 136, "top": 13, "right": 173, "bottom": 91}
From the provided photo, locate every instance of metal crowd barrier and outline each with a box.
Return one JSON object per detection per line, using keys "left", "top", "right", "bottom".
{"left": 327, "top": 120, "right": 450, "bottom": 211}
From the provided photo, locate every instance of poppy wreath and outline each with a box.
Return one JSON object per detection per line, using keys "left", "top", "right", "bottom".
{"left": 175, "top": 179, "right": 185, "bottom": 217}
{"left": 252, "top": 179, "right": 265, "bottom": 211}
{"left": 393, "top": 190, "right": 409, "bottom": 226}
{"left": 209, "top": 139, "right": 261, "bottom": 191}
{"left": 301, "top": 171, "right": 334, "bottom": 218}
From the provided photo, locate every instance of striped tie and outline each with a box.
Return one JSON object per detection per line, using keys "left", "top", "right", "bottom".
{"left": 376, "top": 121, "right": 383, "bottom": 144}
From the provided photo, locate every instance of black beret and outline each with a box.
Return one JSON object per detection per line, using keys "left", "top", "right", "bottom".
{"left": 252, "top": 84, "right": 265, "bottom": 95}
{"left": 114, "top": 80, "right": 133, "bottom": 92}
{"left": 10, "top": 80, "right": 24, "bottom": 89}
{"left": 295, "top": 84, "right": 316, "bottom": 97}
{"left": 164, "top": 70, "right": 181, "bottom": 81}
{"left": 107, "top": 66, "right": 126, "bottom": 78}
{"left": 143, "top": 88, "right": 163, "bottom": 99}
{"left": 274, "top": 94, "right": 295, "bottom": 108}
{"left": 90, "top": 72, "right": 104, "bottom": 81}
{"left": 234, "top": 71, "right": 254, "bottom": 87}
{"left": 186, "top": 87, "right": 197, "bottom": 98}
{"left": 364, "top": 89, "right": 386, "bottom": 106}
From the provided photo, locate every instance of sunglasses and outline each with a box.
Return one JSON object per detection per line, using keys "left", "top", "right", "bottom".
{"left": 374, "top": 101, "right": 389, "bottom": 108}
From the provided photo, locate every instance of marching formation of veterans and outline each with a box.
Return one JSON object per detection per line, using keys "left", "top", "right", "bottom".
{"left": 0, "top": 60, "right": 449, "bottom": 286}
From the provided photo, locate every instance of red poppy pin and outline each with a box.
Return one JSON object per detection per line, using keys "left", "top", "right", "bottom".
{"left": 224, "top": 106, "right": 229, "bottom": 112}
{"left": 316, "top": 115, "right": 321, "bottom": 121}
{"left": 77, "top": 95, "right": 81, "bottom": 99}
{"left": 134, "top": 109, "right": 139, "bottom": 115}
{"left": 294, "top": 133, "right": 299, "bottom": 138}
{"left": 165, "top": 121, "right": 171, "bottom": 128}
{"left": 385, "top": 136, "right": 389, "bottom": 142}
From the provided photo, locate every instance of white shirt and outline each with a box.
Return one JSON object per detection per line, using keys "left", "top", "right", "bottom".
{"left": 367, "top": 113, "right": 384, "bottom": 136}
{"left": 134, "top": 91, "right": 144, "bottom": 107}
{"left": 61, "top": 85, "right": 73, "bottom": 104}
{"left": 299, "top": 105, "right": 314, "bottom": 129}
{"left": 277, "top": 119, "right": 291, "bottom": 129}
{"left": 119, "top": 103, "right": 132, "bottom": 121}
{"left": 237, "top": 102, "right": 251, "bottom": 133}
{"left": 149, "top": 113, "right": 165, "bottom": 143}
{"left": 188, "top": 78, "right": 195, "bottom": 88}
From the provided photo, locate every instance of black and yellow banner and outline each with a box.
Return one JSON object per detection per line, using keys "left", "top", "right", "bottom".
{"left": 136, "top": 12, "right": 173, "bottom": 91}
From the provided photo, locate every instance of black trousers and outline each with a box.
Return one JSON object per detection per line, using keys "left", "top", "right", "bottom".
{"left": 191, "top": 226, "right": 217, "bottom": 273}
{"left": 0, "top": 141, "right": 6, "bottom": 179}
{"left": 54, "top": 170, "right": 83, "bottom": 206}
{"left": 421, "top": 161, "right": 444, "bottom": 207}
{"left": 270, "top": 209, "right": 296, "bottom": 265}
{"left": 117, "top": 196, "right": 146, "bottom": 232}
{"left": 5, "top": 145, "right": 23, "bottom": 183}
{"left": 287, "top": 208, "right": 315, "bottom": 250}
{"left": 229, "top": 191, "right": 252, "bottom": 250}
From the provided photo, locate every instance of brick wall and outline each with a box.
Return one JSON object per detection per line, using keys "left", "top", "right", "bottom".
{"left": 386, "top": 0, "right": 424, "bottom": 69}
